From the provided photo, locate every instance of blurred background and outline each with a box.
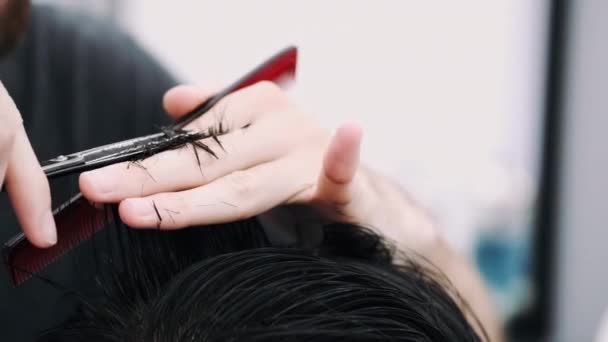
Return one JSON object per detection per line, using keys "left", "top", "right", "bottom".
{"left": 35, "top": 0, "right": 552, "bottom": 338}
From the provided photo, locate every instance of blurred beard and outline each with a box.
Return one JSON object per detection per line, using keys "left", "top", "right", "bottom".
{"left": 0, "top": 0, "right": 31, "bottom": 57}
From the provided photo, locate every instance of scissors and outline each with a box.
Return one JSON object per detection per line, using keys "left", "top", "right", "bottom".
{"left": 40, "top": 46, "right": 298, "bottom": 179}
{"left": 3, "top": 46, "right": 302, "bottom": 287}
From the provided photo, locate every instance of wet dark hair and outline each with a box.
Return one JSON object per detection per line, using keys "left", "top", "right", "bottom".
{"left": 37, "top": 213, "right": 485, "bottom": 342}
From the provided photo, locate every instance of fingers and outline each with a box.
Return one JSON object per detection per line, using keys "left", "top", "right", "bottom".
{"left": 0, "top": 114, "right": 15, "bottom": 189}
{"left": 0, "top": 159, "right": 7, "bottom": 192}
{"left": 163, "top": 81, "right": 289, "bottom": 131}
{"left": 163, "top": 83, "right": 223, "bottom": 119}
{"left": 5, "top": 128, "right": 56, "bottom": 247}
{"left": 316, "top": 123, "right": 363, "bottom": 206}
{"left": 0, "top": 83, "right": 56, "bottom": 248}
{"left": 80, "top": 117, "right": 289, "bottom": 203}
{"left": 0, "top": 82, "right": 20, "bottom": 168}
{"left": 118, "top": 156, "right": 314, "bottom": 229}
{"left": 174, "top": 81, "right": 291, "bottom": 135}
{"left": 81, "top": 81, "right": 295, "bottom": 204}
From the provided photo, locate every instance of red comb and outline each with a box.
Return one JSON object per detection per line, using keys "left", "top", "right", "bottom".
{"left": 3, "top": 194, "right": 113, "bottom": 286}
{"left": 232, "top": 46, "right": 297, "bottom": 91}
{"left": 3, "top": 46, "right": 298, "bottom": 287}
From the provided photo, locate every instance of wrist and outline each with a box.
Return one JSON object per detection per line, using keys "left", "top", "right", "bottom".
{"left": 357, "top": 166, "right": 445, "bottom": 259}
{"left": 355, "top": 166, "right": 502, "bottom": 341}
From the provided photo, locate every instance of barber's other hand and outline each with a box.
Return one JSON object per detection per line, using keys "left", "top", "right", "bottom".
{"left": 80, "top": 82, "right": 436, "bottom": 253}
{"left": 0, "top": 83, "right": 56, "bottom": 247}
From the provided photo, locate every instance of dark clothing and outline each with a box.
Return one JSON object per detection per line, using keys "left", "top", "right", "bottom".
{"left": 0, "top": 6, "right": 176, "bottom": 341}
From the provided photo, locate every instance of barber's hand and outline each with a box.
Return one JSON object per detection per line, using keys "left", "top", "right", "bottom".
{"left": 79, "top": 82, "right": 502, "bottom": 340}
{"left": 79, "top": 82, "right": 436, "bottom": 253}
{"left": 0, "top": 83, "right": 56, "bottom": 247}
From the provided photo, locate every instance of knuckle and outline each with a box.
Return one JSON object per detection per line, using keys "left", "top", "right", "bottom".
{"left": 157, "top": 195, "right": 190, "bottom": 228}
{"left": 0, "top": 90, "right": 23, "bottom": 127}
{"left": 253, "top": 81, "right": 291, "bottom": 109}
{"left": 0, "top": 127, "right": 15, "bottom": 152}
{"left": 172, "top": 195, "right": 191, "bottom": 225}
{"left": 0, "top": 123, "right": 19, "bottom": 154}
{"left": 254, "top": 80, "right": 282, "bottom": 95}
{"left": 225, "top": 170, "right": 256, "bottom": 198}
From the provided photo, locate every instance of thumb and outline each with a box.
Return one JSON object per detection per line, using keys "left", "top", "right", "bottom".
{"left": 316, "top": 123, "right": 363, "bottom": 206}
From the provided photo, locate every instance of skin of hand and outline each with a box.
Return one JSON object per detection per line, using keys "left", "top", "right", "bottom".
{"left": 0, "top": 82, "right": 56, "bottom": 247}
{"left": 79, "top": 81, "right": 502, "bottom": 341}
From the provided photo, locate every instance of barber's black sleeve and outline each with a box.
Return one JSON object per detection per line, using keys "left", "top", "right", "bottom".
{"left": 0, "top": 5, "right": 178, "bottom": 341}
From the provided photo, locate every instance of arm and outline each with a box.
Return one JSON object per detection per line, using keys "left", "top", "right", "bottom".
{"left": 362, "top": 170, "right": 503, "bottom": 341}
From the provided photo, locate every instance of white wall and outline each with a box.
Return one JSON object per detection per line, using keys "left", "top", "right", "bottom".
{"left": 118, "top": 1, "right": 547, "bottom": 255}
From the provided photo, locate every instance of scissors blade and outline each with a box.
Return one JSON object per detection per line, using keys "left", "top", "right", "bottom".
{"left": 41, "top": 132, "right": 165, "bottom": 178}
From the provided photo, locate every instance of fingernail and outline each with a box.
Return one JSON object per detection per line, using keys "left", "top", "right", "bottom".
{"left": 82, "top": 171, "right": 113, "bottom": 195}
{"left": 39, "top": 211, "right": 57, "bottom": 246}
{"left": 122, "top": 198, "right": 155, "bottom": 218}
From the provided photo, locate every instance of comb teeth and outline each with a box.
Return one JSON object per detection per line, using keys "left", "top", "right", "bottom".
{"left": 3, "top": 194, "right": 114, "bottom": 287}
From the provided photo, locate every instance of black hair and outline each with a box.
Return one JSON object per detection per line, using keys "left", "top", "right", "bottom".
{"left": 36, "top": 212, "right": 485, "bottom": 342}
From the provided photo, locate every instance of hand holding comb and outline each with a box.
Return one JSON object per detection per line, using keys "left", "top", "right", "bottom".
{"left": 3, "top": 46, "right": 298, "bottom": 286}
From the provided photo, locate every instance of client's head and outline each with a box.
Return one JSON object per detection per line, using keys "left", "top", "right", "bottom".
{"left": 38, "top": 215, "right": 485, "bottom": 341}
